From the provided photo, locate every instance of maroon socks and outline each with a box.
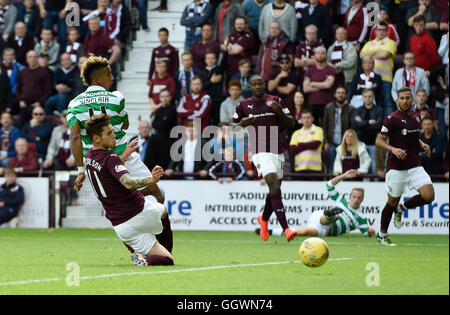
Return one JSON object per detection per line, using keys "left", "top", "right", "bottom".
{"left": 262, "top": 194, "right": 273, "bottom": 221}
{"left": 270, "top": 193, "right": 289, "bottom": 231}
{"left": 146, "top": 255, "right": 174, "bottom": 266}
{"left": 156, "top": 216, "right": 173, "bottom": 253}
{"left": 404, "top": 195, "right": 428, "bottom": 209}
{"left": 380, "top": 203, "right": 396, "bottom": 233}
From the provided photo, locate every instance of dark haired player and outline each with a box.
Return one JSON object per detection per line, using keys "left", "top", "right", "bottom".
{"left": 68, "top": 56, "right": 172, "bottom": 260}
{"left": 232, "top": 74, "right": 297, "bottom": 242}
{"left": 83, "top": 114, "right": 173, "bottom": 266}
{"left": 375, "top": 87, "right": 434, "bottom": 246}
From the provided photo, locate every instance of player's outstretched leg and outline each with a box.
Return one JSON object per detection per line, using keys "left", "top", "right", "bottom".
{"left": 265, "top": 174, "right": 295, "bottom": 242}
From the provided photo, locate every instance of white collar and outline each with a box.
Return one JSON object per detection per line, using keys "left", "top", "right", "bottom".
{"left": 86, "top": 85, "right": 107, "bottom": 92}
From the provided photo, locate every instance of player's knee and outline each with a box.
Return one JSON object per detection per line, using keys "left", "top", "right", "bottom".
{"left": 422, "top": 189, "right": 435, "bottom": 203}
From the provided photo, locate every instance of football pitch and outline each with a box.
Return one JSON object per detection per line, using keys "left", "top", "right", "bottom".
{"left": 0, "top": 229, "right": 448, "bottom": 295}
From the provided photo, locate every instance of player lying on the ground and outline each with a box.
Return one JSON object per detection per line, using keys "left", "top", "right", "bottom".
{"left": 256, "top": 169, "right": 375, "bottom": 237}
{"left": 84, "top": 114, "right": 174, "bottom": 266}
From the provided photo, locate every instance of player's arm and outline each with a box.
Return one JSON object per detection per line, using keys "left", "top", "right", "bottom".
{"left": 70, "top": 122, "right": 86, "bottom": 191}
{"left": 418, "top": 138, "right": 431, "bottom": 157}
{"left": 268, "top": 100, "right": 295, "bottom": 128}
{"left": 231, "top": 104, "right": 255, "bottom": 131}
{"left": 329, "top": 169, "right": 359, "bottom": 187}
{"left": 119, "top": 166, "right": 164, "bottom": 190}
{"left": 375, "top": 133, "right": 407, "bottom": 160}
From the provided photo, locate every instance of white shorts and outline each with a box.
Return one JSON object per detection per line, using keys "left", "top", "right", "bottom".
{"left": 307, "top": 210, "right": 331, "bottom": 237}
{"left": 385, "top": 166, "right": 432, "bottom": 198}
{"left": 252, "top": 152, "right": 285, "bottom": 179}
{"left": 113, "top": 200, "right": 166, "bottom": 256}
{"left": 124, "top": 151, "right": 152, "bottom": 178}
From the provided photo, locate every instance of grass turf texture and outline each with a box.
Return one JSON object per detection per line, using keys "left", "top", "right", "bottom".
{"left": 0, "top": 229, "right": 448, "bottom": 295}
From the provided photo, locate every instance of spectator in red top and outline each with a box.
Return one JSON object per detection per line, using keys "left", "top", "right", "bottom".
{"left": 406, "top": 0, "right": 440, "bottom": 44}
{"left": 368, "top": 6, "right": 400, "bottom": 46}
{"left": 189, "top": 24, "right": 221, "bottom": 70}
{"left": 149, "top": 60, "right": 176, "bottom": 113}
{"left": 147, "top": 27, "right": 179, "bottom": 84}
{"left": 409, "top": 15, "right": 440, "bottom": 71}
{"left": 343, "top": 0, "right": 369, "bottom": 52}
{"left": 257, "top": 21, "right": 294, "bottom": 82}
{"left": 176, "top": 76, "right": 212, "bottom": 131}
{"left": 7, "top": 137, "right": 39, "bottom": 172}
{"left": 221, "top": 16, "right": 255, "bottom": 77}
{"left": 303, "top": 46, "right": 336, "bottom": 125}
{"left": 16, "top": 50, "right": 53, "bottom": 126}
{"left": 83, "top": 16, "right": 121, "bottom": 65}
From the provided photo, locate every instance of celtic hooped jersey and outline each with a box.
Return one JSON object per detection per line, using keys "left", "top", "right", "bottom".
{"left": 326, "top": 181, "right": 369, "bottom": 237}
{"left": 67, "top": 85, "right": 129, "bottom": 157}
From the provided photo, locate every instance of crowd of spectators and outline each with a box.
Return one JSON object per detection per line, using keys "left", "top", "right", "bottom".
{"left": 144, "top": 0, "right": 448, "bottom": 182}
{"left": 0, "top": 0, "right": 448, "bottom": 183}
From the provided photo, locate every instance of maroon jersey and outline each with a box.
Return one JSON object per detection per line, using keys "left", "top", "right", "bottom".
{"left": 189, "top": 40, "right": 221, "bottom": 70}
{"left": 380, "top": 110, "right": 422, "bottom": 172}
{"left": 226, "top": 31, "right": 255, "bottom": 76}
{"left": 304, "top": 65, "right": 335, "bottom": 106}
{"left": 233, "top": 94, "right": 291, "bottom": 154}
{"left": 149, "top": 45, "right": 180, "bottom": 79}
{"left": 85, "top": 149, "right": 145, "bottom": 226}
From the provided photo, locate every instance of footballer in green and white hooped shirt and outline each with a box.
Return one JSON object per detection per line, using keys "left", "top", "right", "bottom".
{"left": 269, "top": 170, "right": 375, "bottom": 237}
{"left": 68, "top": 56, "right": 161, "bottom": 201}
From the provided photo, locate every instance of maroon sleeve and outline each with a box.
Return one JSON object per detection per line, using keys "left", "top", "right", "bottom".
{"left": 380, "top": 115, "right": 393, "bottom": 137}
{"left": 168, "top": 76, "right": 176, "bottom": 99}
{"left": 232, "top": 101, "right": 246, "bottom": 123}
{"left": 290, "top": 141, "right": 322, "bottom": 155}
{"left": 106, "top": 153, "right": 130, "bottom": 181}
{"left": 149, "top": 49, "right": 156, "bottom": 80}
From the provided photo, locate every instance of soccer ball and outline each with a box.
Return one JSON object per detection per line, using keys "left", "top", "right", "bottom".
{"left": 298, "top": 237, "right": 329, "bottom": 268}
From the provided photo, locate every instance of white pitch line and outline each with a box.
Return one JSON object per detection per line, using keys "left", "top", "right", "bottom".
{"left": 0, "top": 258, "right": 352, "bottom": 287}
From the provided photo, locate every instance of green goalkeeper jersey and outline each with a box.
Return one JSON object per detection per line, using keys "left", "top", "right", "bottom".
{"left": 326, "top": 181, "right": 370, "bottom": 237}
{"left": 67, "top": 85, "right": 129, "bottom": 157}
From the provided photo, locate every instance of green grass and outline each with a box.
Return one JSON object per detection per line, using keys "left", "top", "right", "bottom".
{"left": 0, "top": 229, "right": 448, "bottom": 295}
